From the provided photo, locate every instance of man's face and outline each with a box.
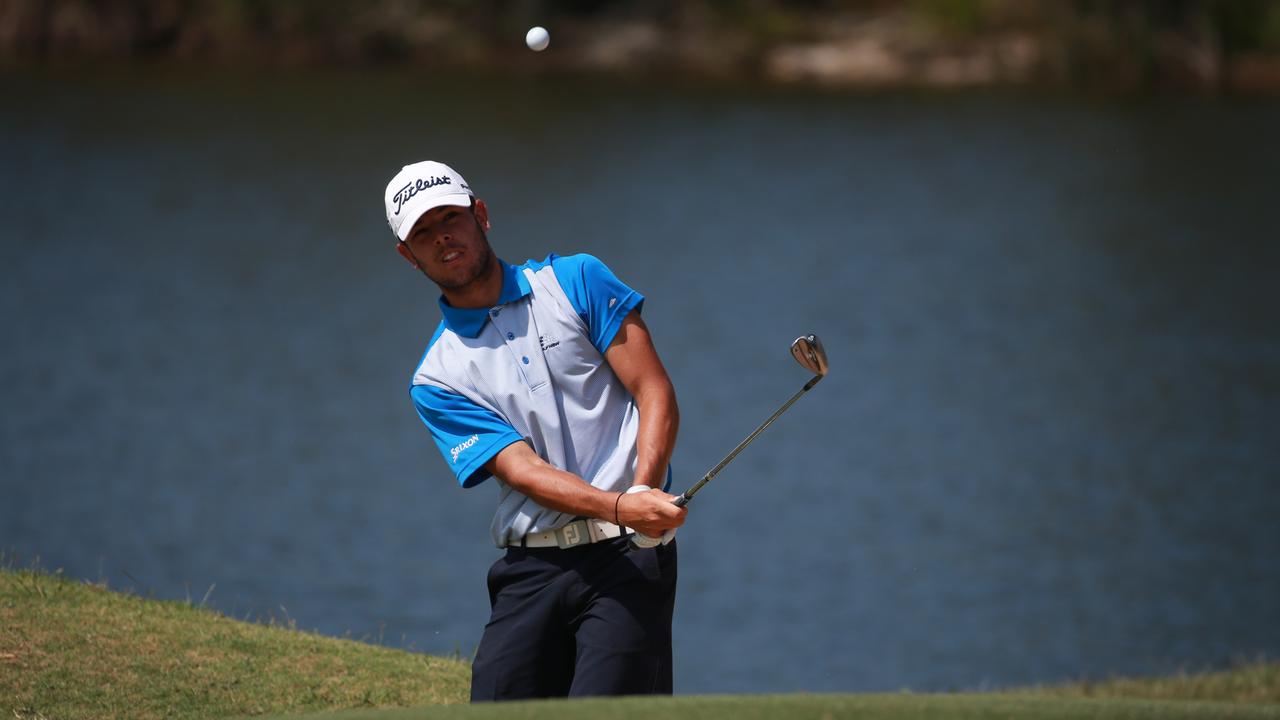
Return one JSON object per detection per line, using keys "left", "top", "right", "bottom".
{"left": 397, "top": 199, "right": 495, "bottom": 290}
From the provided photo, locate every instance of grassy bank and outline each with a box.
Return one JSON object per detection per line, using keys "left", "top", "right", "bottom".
{"left": 268, "top": 693, "right": 1280, "bottom": 720}
{"left": 3, "top": 566, "right": 1276, "bottom": 719}
{"left": 1, "top": 567, "right": 469, "bottom": 719}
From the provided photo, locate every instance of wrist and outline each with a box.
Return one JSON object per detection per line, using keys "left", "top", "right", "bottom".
{"left": 633, "top": 463, "right": 669, "bottom": 490}
{"left": 616, "top": 485, "right": 653, "bottom": 527}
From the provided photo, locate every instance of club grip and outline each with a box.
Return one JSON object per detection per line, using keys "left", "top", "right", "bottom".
{"left": 672, "top": 495, "right": 689, "bottom": 508}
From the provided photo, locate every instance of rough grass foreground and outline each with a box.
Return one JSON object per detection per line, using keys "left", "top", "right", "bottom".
{"left": 3, "top": 567, "right": 1278, "bottom": 720}
{"left": 1, "top": 567, "right": 469, "bottom": 719}
{"left": 272, "top": 694, "right": 1280, "bottom": 720}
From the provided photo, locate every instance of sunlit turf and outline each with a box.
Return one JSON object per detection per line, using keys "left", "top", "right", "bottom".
{"left": 1023, "top": 661, "right": 1280, "bottom": 706}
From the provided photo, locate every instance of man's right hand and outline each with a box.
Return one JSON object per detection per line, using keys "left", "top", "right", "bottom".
{"left": 616, "top": 486, "right": 687, "bottom": 538}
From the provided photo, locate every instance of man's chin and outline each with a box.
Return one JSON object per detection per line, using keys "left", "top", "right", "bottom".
{"left": 435, "top": 259, "right": 493, "bottom": 291}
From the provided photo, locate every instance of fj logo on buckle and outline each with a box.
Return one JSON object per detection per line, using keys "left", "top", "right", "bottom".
{"left": 555, "top": 522, "right": 586, "bottom": 549}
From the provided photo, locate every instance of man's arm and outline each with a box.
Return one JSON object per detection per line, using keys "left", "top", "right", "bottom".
{"left": 485, "top": 441, "right": 685, "bottom": 537}
{"left": 483, "top": 309, "right": 685, "bottom": 536}
{"left": 603, "top": 310, "right": 679, "bottom": 490}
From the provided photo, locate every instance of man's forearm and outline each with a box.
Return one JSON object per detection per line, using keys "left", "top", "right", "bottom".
{"left": 492, "top": 447, "right": 619, "bottom": 521}
{"left": 632, "top": 379, "right": 679, "bottom": 489}
{"left": 600, "top": 310, "right": 680, "bottom": 490}
{"left": 486, "top": 440, "right": 686, "bottom": 535}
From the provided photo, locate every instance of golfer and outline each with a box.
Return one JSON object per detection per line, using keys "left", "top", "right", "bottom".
{"left": 385, "top": 161, "right": 687, "bottom": 700}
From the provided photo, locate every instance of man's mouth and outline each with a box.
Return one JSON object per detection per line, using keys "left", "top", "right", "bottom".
{"left": 441, "top": 249, "right": 463, "bottom": 264}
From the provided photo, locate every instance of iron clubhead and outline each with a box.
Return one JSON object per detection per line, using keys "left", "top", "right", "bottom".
{"left": 790, "top": 334, "right": 828, "bottom": 377}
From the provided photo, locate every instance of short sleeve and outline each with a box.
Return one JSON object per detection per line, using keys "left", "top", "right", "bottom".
{"left": 550, "top": 254, "right": 645, "bottom": 354}
{"left": 410, "top": 384, "right": 523, "bottom": 488}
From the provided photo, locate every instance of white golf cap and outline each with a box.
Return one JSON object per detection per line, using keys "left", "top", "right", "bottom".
{"left": 384, "top": 161, "right": 475, "bottom": 241}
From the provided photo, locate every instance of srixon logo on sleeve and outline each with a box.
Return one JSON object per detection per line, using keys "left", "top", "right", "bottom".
{"left": 451, "top": 434, "right": 479, "bottom": 464}
{"left": 392, "top": 176, "right": 451, "bottom": 215}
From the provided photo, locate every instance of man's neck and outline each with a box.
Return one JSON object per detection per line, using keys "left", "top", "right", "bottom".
{"left": 440, "top": 255, "right": 503, "bottom": 309}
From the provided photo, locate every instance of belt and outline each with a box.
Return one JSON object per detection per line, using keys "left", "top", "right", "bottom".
{"left": 512, "top": 518, "right": 631, "bottom": 549}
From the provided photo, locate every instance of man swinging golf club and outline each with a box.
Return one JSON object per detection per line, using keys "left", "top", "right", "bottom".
{"left": 386, "top": 161, "right": 686, "bottom": 700}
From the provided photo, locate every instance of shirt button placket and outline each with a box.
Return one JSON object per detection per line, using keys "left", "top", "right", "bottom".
{"left": 492, "top": 308, "right": 510, "bottom": 350}
{"left": 493, "top": 309, "right": 524, "bottom": 378}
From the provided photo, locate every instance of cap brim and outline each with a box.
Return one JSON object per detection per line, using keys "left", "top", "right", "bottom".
{"left": 395, "top": 193, "right": 475, "bottom": 241}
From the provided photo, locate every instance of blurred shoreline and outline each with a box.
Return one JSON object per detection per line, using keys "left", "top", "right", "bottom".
{"left": 3, "top": 1, "right": 1280, "bottom": 94}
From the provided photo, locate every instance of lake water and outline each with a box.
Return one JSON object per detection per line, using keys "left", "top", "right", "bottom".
{"left": 2, "top": 68, "right": 1278, "bottom": 694}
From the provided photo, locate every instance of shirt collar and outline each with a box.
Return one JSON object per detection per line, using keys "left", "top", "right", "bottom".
{"left": 437, "top": 259, "right": 532, "bottom": 338}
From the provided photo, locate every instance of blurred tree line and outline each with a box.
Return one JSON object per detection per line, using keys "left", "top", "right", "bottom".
{"left": 3, "top": 0, "right": 1279, "bottom": 91}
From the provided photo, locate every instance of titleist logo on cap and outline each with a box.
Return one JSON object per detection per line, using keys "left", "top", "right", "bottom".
{"left": 392, "top": 176, "right": 452, "bottom": 216}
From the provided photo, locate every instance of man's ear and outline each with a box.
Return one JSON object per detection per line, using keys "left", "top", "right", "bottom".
{"left": 474, "top": 198, "right": 491, "bottom": 231}
{"left": 395, "top": 241, "right": 421, "bottom": 268}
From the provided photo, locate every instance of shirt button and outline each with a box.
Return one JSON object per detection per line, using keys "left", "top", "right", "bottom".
{"left": 522, "top": 356, "right": 530, "bottom": 364}
{"left": 507, "top": 332, "right": 515, "bottom": 340}
{"left": 491, "top": 308, "right": 501, "bottom": 317}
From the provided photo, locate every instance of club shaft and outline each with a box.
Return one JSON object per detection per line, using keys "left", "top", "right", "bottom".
{"left": 674, "top": 374, "right": 821, "bottom": 507}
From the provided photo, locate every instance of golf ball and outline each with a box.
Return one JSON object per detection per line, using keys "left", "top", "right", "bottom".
{"left": 526, "top": 26, "right": 550, "bottom": 52}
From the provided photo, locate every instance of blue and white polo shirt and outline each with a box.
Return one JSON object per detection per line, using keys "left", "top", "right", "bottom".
{"left": 410, "top": 253, "right": 665, "bottom": 548}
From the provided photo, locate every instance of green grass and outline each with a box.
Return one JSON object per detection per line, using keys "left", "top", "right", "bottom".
{"left": 262, "top": 693, "right": 1280, "bottom": 720}
{"left": 3, "top": 565, "right": 1277, "bottom": 720}
{"left": 1, "top": 567, "right": 469, "bottom": 719}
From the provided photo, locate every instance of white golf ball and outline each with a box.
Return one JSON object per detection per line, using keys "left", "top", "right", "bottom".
{"left": 525, "top": 26, "right": 550, "bottom": 52}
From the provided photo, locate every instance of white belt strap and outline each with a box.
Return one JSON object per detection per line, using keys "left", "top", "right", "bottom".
{"left": 514, "top": 518, "right": 630, "bottom": 549}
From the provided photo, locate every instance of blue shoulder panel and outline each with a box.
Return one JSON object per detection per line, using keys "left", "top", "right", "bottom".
{"left": 548, "top": 253, "right": 645, "bottom": 354}
{"left": 410, "top": 384, "right": 523, "bottom": 488}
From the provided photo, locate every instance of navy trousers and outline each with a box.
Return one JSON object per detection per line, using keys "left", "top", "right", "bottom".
{"left": 469, "top": 536, "right": 678, "bottom": 701}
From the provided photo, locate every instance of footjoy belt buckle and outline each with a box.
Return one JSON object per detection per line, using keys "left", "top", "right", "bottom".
{"left": 554, "top": 520, "right": 589, "bottom": 549}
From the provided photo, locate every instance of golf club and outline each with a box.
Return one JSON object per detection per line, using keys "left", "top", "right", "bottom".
{"left": 672, "top": 333, "right": 828, "bottom": 508}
